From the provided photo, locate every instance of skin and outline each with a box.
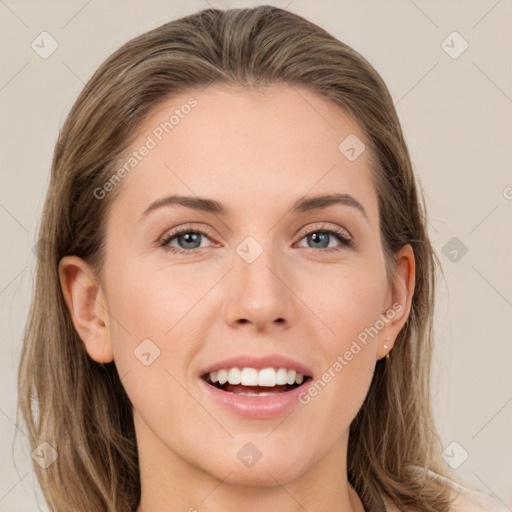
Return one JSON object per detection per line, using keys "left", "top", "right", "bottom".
{"left": 59, "top": 84, "right": 415, "bottom": 512}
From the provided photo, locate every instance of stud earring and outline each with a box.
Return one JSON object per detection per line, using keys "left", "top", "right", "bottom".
{"left": 384, "top": 340, "right": 391, "bottom": 360}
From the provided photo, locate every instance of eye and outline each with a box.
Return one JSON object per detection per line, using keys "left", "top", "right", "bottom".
{"left": 159, "top": 223, "right": 353, "bottom": 255}
{"left": 159, "top": 225, "right": 217, "bottom": 255}
{"left": 295, "top": 224, "right": 353, "bottom": 251}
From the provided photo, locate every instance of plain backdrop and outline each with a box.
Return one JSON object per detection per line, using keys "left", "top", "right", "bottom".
{"left": 1, "top": 1, "right": 511, "bottom": 510}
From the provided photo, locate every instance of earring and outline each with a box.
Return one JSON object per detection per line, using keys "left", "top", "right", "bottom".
{"left": 384, "top": 341, "right": 391, "bottom": 359}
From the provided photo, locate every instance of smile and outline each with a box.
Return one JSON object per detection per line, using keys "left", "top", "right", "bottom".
{"left": 202, "top": 366, "right": 311, "bottom": 395}
{"left": 199, "top": 364, "right": 313, "bottom": 419}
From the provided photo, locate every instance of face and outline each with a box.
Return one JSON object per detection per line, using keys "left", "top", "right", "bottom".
{"left": 91, "top": 84, "right": 408, "bottom": 489}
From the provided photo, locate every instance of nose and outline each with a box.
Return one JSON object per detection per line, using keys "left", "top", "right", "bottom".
{"left": 224, "top": 238, "right": 296, "bottom": 332}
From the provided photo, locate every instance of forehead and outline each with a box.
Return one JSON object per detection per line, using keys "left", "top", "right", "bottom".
{"left": 108, "top": 83, "right": 378, "bottom": 225}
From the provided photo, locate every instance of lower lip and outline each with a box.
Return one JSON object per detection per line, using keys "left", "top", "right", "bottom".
{"left": 198, "top": 377, "right": 313, "bottom": 419}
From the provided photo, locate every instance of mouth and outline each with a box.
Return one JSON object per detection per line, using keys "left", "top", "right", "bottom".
{"left": 200, "top": 368, "right": 313, "bottom": 396}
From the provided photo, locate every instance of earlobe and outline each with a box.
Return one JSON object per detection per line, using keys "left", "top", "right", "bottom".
{"left": 377, "top": 244, "right": 416, "bottom": 360}
{"left": 58, "top": 255, "right": 114, "bottom": 363}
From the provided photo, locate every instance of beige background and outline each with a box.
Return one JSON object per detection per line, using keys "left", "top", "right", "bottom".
{"left": 1, "top": 1, "right": 511, "bottom": 510}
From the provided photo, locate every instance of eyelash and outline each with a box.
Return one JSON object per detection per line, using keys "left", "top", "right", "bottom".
{"left": 159, "top": 223, "right": 353, "bottom": 255}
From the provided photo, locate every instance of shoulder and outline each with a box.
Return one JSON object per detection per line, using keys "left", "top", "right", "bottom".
{"left": 381, "top": 481, "right": 508, "bottom": 512}
{"left": 447, "top": 486, "right": 509, "bottom": 512}
{"left": 435, "top": 469, "right": 508, "bottom": 512}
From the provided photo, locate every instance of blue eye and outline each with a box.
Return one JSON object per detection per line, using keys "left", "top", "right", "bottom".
{"left": 159, "top": 224, "right": 353, "bottom": 255}
{"left": 160, "top": 228, "right": 212, "bottom": 254}
{"left": 297, "top": 229, "right": 353, "bottom": 250}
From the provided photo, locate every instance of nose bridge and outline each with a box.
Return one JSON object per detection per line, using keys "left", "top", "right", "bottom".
{"left": 226, "top": 234, "right": 291, "bottom": 329}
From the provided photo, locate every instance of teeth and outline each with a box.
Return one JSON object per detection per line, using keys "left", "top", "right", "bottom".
{"left": 207, "top": 367, "right": 307, "bottom": 387}
{"left": 228, "top": 368, "right": 241, "bottom": 385}
{"left": 258, "top": 368, "right": 275, "bottom": 387}
{"left": 276, "top": 367, "right": 288, "bottom": 385}
{"left": 240, "top": 368, "right": 259, "bottom": 386}
{"left": 217, "top": 369, "right": 228, "bottom": 385}
{"left": 237, "top": 391, "right": 278, "bottom": 396}
{"left": 286, "top": 369, "right": 296, "bottom": 385}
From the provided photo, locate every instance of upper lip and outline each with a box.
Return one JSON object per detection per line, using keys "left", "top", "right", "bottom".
{"left": 199, "top": 353, "right": 313, "bottom": 378}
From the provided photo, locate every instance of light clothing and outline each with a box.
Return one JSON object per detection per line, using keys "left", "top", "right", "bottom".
{"left": 380, "top": 468, "right": 510, "bottom": 511}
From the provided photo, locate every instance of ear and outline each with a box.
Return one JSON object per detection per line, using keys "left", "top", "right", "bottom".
{"left": 376, "top": 244, "right": 416, "bottom": 360}
{"left": 58, "top": 255, "right": 114, "bottom": 363}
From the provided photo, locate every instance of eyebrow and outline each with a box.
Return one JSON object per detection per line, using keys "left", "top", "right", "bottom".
{"left": 141, "top": 192, "right": 369, "bottom": 222}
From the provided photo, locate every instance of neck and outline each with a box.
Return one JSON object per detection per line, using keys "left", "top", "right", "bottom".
{"left": 134, "top": 411, "right": 364, "bottom": 512}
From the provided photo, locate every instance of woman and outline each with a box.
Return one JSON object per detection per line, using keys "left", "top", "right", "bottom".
{"left": 17, "top": 6, "right": 505, "bottom": 512}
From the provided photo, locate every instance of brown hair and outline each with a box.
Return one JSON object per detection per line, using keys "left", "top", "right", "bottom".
{"left": 18, "top": 5, "right": 473, "bottom": 511}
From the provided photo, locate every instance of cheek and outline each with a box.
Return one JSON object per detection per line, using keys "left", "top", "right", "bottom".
{"left": 103, "top": 266, "right": 203, "bottom": 430}
{"left": 300, "top": 281, "right": 380, "bottom": 443}
{"left": 302, "top": 262, "right": 386, "bottom": 404}
{"left": 105, "top": 261, "right": 211, "bottom": 340}
{"left": 104, "top": 260, "right": 221, "bottom": 403}
{"left": 306, "top": 261, "right": 388, "bottom": 343}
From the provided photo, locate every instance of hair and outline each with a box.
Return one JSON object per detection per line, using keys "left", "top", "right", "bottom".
{"left": 17, "top": 5, "right": 476, "bottom": 512}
